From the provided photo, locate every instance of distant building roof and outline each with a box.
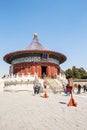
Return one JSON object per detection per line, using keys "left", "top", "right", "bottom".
{"left": 74, "top": 79, "right": 87, "bottom": 82}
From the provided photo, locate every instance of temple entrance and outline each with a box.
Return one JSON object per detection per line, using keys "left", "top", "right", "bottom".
{"left": 42, "top": 66, "right": 47, "bottom": 78}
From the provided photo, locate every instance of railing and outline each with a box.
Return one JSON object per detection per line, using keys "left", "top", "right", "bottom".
{"left": 3, "top": 75, "right": 36, "bottom": 87}
{"left": 4, "top": 80, "right": 34, "bottom": 86}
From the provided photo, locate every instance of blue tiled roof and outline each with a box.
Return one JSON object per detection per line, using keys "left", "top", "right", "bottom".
{"left": 24, "top": 34, "right": 48, "bottom": 50}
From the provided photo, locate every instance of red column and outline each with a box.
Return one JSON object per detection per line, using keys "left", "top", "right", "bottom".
{"left": 55, "top": 68, "right": 57, "bottom": 74}
{"left": 37, "top": 65, "right": 41, "bottom": 78}
{"left": 47, "top": 66, "right": 51, "bottom": 77}
{"left": 51, "top": 66, "right": 54, "bottom": 78}
{"left": 24, "top": 67, "right": 28, "bottom": 75}
{"left": 31, "top": 65, "right": 34, "bottom": 75}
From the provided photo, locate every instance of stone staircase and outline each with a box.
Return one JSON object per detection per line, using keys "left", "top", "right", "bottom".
{"left": 46, "top": 78, "right": 64, "bottom": 94}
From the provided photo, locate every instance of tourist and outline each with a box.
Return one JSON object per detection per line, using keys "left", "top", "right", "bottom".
{"left": 33, "top": 84, "right": 36, "bottom": 95}
{"left": 77, "top": 84, "right": 81, "bottom": 94}
{"left": 83, "top": 84, "right": 87, "bottom": 92}
{"left": 63, "top": 84, "right": 66, "bottom": 93}
{"left": 66, "top": 83, "right": 71, "bottom": 96}
{"left": 43, "top": 80, "right": 47, "bottom": 93}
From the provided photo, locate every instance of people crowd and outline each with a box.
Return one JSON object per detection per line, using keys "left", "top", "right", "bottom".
{"left": 61, "top": 77, "right": 87, "bottom": 95}
{"left": 64, "top": 83, "right": 87, "bottom": 95}
{"left": 77, "top": 84, "right": 87, "bottom": 94}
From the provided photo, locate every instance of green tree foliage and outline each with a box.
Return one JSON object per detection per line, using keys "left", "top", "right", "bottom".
{"left": 64, "top": 66, "right": 87, "bottom": 79}
{"left": 72, "top": 66, "right": 81, "bottom": 79}
{"left": 65, "top": 69, "right": 73, "bottom": 79}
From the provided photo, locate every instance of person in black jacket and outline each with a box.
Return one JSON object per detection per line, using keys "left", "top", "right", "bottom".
{"left": 77, "top": 84, "right": 81, "bottom": 94}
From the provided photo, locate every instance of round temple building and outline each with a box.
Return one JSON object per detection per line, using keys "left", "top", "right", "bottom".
{"left": 3, "top": 33, "right": 67, "bottom": 78}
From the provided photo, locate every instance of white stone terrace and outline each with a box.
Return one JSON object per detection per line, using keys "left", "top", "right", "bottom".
{"left": 0, "top": 74, "right": 67, "bottom": 93}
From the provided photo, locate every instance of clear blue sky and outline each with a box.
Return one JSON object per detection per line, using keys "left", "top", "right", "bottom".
{"left": 0, "top": 0, "right": 87, "bottom": 77}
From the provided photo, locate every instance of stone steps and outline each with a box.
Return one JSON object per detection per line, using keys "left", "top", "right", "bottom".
{"left": 46, "top": 78, "right": 63, "bottom": 93}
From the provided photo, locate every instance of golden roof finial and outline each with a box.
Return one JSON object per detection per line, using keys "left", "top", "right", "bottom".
{"left": 34, "top": 33, "right": 38, "bottom": 38}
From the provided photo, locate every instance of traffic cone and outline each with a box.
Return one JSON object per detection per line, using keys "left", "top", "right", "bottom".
{"left": 43, "top": 92, "right": 49, "bottom": 98}
{"left": 42, "top": 80, "right": 49, "bottom": 98}
{"left": 67, "top": 90, "right": 77, "bottom": 107}
{"left": 67, "top": 97, "right": 77, "bottom": 107}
